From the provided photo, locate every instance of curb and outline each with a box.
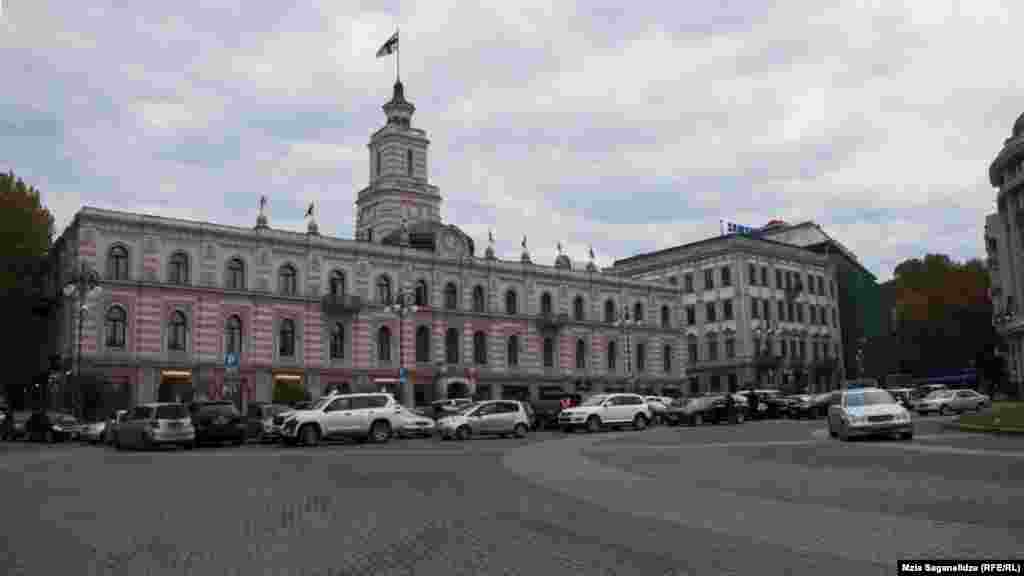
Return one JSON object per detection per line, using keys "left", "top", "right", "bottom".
{"left": 954, "top": 422, "right": 1024, "bottom": 435}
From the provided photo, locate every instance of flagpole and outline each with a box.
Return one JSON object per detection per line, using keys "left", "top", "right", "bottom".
{"left": 396, "top": 27, "right": 400, "bottom": 82}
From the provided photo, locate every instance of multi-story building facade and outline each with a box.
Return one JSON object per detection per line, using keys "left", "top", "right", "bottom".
{"left": 754, "top": 220, "right": 882, "bottom": 381}
{"left": 611, "top": 234, "right": 843, "bottom": 394}
{"left": 49, "top": 81, "right": 685, "bottom": 410}
{"left": 987, "top": 112, "right": 1024, "bottom": 396}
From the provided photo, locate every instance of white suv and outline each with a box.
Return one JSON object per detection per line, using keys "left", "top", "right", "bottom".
{"left": 280, "top": 393, "right": 402, "bottom": 446}
{"left": 557, "top": 393, "right": 652, "bottom": 433}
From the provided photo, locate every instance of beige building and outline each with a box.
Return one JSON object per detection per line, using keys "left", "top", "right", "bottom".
{"left": 611, "top": 234, "right": 844, "bottom": 394}
{"left": 987, "top": 112, "right": 1024, "bottom": 396}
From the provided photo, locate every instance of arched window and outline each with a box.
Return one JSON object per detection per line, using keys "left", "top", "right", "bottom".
{"left": 445, "top": 282, "right": 458, "bottom": 310}
{"left": 225, "top": 315, "right": 242, "bottom": 356}
{"left": 414, "top": 279, "right": 429, "bottom": 306}
{"left": 661, "top": 305, "right": 671, "bottom": 328}
{"left": 687, "top": 335, "right": 699, "bottom": 365}
{"left": 108, "top": 246, "right": 129, "bottom": 281}
{"left": 416, "top": 326, "right": 430, "bottom": 362}
{"left": 376, "top": 275, "right": 392, "bottom": 304}
{"left": 227, "top": 258, "right": 245, "bottom": 290}
{"left": 445, "top": 328, "right": 459, "bottom": 364}
{"left": 604, "top": 300, "right": 615, "bottom": 323}
{"left": 279, "top": 319, "right": 296, "bottom": 357}
{"left": 472, "top": 285, "right": 485, "bottom": 312}
{"left": 377, "top": 326, "right": 392, "bottom": 362}
{"left": 473, "top": 331, "right": 487, "bottom": 365}
{"left": 540, "top": 292, "right": 553, "bottom": 316}
{"left": 663, "top": 344, "right": 672, "bottom": 373}
{"left": 168, "top": 252, "right": 189, "bottom": 285}
{"left": 634, "top": 302, "right": 644, "bottom": 325}
{"left": 168, "top": 311, "right": 187, "bottom": 351}
{"left": 329, "top": 270, "right": 345, "bottom": 297}
{"left": 507, "top": 335, "right": 519, "bottom": 366}
{"left": 573, "top": 295, "right": 585, "bottom": 321}
{"left": 543, "top": 337, "right": 555, "bottom": 367}
{"left": 607, "top": 340, "right": 617, "bottom": 370}
{"left": 278, "top": 264, "right": 297, "bottom": 296}
{"left": 636, "top": 342, "right": 647, "bottom": 372}
{"left": 105, "top": 306, "right": 127, "bottom": 348}
{"left": 505, "top": 289, "right": 518, "bottom": 315}
{"left": 576, "top": 338, "right": 586, "bottom": 370}
{"left": 330, "top": 323, "right": 344, "bottom": 359}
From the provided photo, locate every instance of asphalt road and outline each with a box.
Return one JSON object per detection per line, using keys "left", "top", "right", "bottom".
{"left": 1, "top": 415, "right": 1021, "bottom": 575}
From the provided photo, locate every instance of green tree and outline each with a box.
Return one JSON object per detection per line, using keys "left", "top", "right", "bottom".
{"left": 0, "top": 171, "right": 55, "bottom": 409}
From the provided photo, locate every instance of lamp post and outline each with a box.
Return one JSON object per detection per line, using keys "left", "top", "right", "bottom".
{"left": 614, "top": 309, "right": 637, "bottom": 391}
{"left": 753, "top": 321, "right": 777, "bottom": 388}
{"left": 62, "top": 262, "right": 102, "bottom": 417}
{"left": 387, "top": 288, "right": 419, "bottom": 406}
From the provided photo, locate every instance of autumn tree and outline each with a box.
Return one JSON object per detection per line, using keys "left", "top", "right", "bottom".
{"left": 0, "top": 171, "right": 55, "bottom": 408}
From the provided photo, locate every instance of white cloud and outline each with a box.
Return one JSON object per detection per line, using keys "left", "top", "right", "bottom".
{"left": 3, "top": 0, "right": 1022, "bottom": 284}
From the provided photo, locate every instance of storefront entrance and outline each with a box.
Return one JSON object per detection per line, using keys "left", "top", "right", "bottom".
{"left": 158, "top": 371, "right": 194, "bottom": 403}
{"left": 501, "top": 385, "right": 529, "bottom": 401}
{"left": 272, "top": 374, "right": 306, "bottom": 404}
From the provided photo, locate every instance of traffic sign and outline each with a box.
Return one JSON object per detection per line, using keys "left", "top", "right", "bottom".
{"left": 225, "top": 352, "right": 239, "bottom": 368}
{"left": 399, "top": 367, "right": 407, "bottom": 379}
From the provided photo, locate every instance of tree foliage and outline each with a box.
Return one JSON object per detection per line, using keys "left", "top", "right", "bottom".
{"left": 0, "top": 171, "right": 55, "bottom": 408}
{"left": 883, "top": 253, "right": 998, "bottom": 388}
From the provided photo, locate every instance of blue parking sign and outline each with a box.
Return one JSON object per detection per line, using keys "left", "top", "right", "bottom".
{"left": 224, "top": 352, "right": 238, "bottom": 368}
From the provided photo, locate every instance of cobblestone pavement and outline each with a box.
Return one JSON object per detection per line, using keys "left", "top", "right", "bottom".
{"left": 2, "top": 420, "right": 1021, "bottom": 575}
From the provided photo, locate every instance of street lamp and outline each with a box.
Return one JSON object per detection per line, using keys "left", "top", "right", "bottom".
{"left": 614, "top": 309, "right": 638, "bottom": 391}
{"left": 387, "top": 289, "right": 419, "bottom": 406}
{"left": 62, "top": 262, "right": 102, "bottom": 417}
{"left": 753, "top": 321, "right": 777, "bottom": 388}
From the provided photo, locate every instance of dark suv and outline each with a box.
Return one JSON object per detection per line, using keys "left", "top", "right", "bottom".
{"left": 189, "top": 401, "right": 246, "bottom": 447}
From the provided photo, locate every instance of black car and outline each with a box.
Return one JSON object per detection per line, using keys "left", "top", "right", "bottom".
{"left": 189, "top": 401, "right": 246, "bottom": 446}
{"left": 787, "top": 393, "right": 833, "bottom": 419}
{"left": 663, "top": 395, "right": 745, "bottom": 426}
{"left": 25, "top": 411, "right": 79, "bottom": 443}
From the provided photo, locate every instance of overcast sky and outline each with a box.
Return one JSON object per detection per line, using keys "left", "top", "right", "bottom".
{"left": 2, "top": 1, "right": 1021, "bottom": 281}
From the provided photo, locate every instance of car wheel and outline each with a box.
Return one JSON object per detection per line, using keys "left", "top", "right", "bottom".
{"left": 513, "top": 423, "right": 528, "bottom": 438}
{"left": 183, "top": 441, "right": 194, "bottom": 450}
{"left": 736, "top": 411, "right": 745, "bottom": 424}
{"left": 114, "top": 434, "right": 124, "bottom": 451}
{"left": 370, "top": 421, "right": 391, "bottom": 444}
{"left": 44, "top": 430, "right": 54, "bottom": 444}
{"left": 455, "top": 426, "right": 470, "bottom": 441}
{"left": 939, "top": 405, "right": 951, "bottom": 416}
{"left": 632, "top": 414, "right": 648, "bottom": 431}
{"left": 828, "top": 421, "right": 837, "bottom": 438}
{"left": 838, "top": 422, "right": 850, "bottom": 442}
{"left": 694, "top": 414, "right": 703, "bottom": 426}
{"left": 300, "top": 424, "right": 320, "bottom": 447}
{"left": 586, "top": 416, "right": 601, "bottom": 433}
{"left": 900, "top": 431, "right": 913, "bottom": 441}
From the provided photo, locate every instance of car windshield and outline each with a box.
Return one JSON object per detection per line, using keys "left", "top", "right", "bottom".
{"left": 310, "top": 397, "right": 332, "bottom": 411}
{"left": 155, "top": 405, "right": 187, "bottom": 419}
{"left": 845, "top": 390, "right": 896, "bottom": 407}
{"left": 581, "top": 395, "right": 608, "bottom": 407}
{"left": 455, "top": 403, "right": 480, "bottom": 415}
{"left": 925, "top": 390, "right": 953, "bottom": 399}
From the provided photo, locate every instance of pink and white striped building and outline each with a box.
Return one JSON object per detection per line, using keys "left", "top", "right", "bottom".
{"left": 50, "top": 81, "right": 686, "bottom": 408}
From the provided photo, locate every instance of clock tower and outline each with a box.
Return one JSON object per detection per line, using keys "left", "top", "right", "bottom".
{"left": 355, "top": 81, "right": 442, "bottom": 243}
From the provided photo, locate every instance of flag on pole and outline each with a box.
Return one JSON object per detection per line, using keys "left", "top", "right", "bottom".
{"left": 376, "top": 31, "right": 399, "bottom": 57}
{"left": 588, "top": 246, "right": 595, "bottom": 260}
{"left": 556, "top": 242, "right": 563, "bottom": 255}
{"left": 488, "top": 229, "right": 494, "bottom": 244}
{"left": 259, "top": 195, "right": 267, "bottom": 212}
{"left": 521, "top": 235, "right": 527, "bottom": 250}
{"left": 305, "top": 202, "right": 315, "bottom": 218}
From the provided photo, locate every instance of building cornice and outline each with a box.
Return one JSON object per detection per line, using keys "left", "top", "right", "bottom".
{"left": 611, "top": 236, "right": 829, "bottom": 277}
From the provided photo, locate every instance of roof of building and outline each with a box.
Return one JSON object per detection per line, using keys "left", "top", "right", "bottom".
{"left": 611, "top": 230, "right": 824, "bottom": 268}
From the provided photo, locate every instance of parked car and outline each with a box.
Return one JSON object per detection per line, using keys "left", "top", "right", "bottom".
{"left": 744, "top": 389, "right": 785, "bottom": 419}
{"left": 280, "top": 392, "right": 402, "bottom": 446}
{"left": 430, "top": 398, "right": 474, "bottom": 420}
{"left": 5, "top": 411, "right": 31, "bottom": 440}
{"left": 394, "top": 406, "right": 436, "bottom": 438}
{"left": 885, "top": 388, "right": 916, "bottom": 410}
{"left": 788, "top": 393, "right": 833, "bottom": 419}
{"left": 26, "top": 411, "right": 80, "bottom": 443}
{"left": 436, "top": 400, "right": 531, "bottom": 441}
{"left": 80, "top": 420, "right": 108, "bottom": 444}
{"left": 189, "top": 401, "right": 247, "bottom": 446}
{"left": 246, "top": 402, "right": 292, "bottom": 442}
{"left": 913, "top": 389, "right": 989, "bottom": 415}
{"left": 912, "top": 384, "right": 948, "bottom": 401}
{"left": 531, "top": 392, "right": 582, "bottom": 430}
{"left": 104, "top": 409, "right": 130, "bottom": 445}
{"left": 781, "top": 394, "right": 812, "bottom": 418}
{"left": 557, "top": 393, "right": 652, "bottom": 433}
{"left": 663, "top": 395, "right": 746, "bottom": 426}
{"left": 828, "top": 387, "right": 912, "bottom": 441}
{"left": 644, "top": 396, "right": 674, "bottom": 424}
{"left": 114, "top": 403, "right": 195, "bottom": 450}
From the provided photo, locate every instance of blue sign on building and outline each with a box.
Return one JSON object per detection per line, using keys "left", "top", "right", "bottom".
{"left": 224, "top": 352, "right": 239, "bottom": 368}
